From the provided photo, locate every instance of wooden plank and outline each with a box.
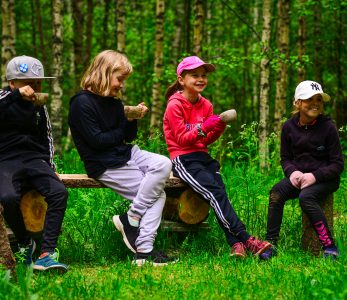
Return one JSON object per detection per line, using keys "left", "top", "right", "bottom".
{"left": 58, "top": 174, "right": 187, "bottom": 189}
{"left": 160, "top": 220, "right": 210, "bottom": 232}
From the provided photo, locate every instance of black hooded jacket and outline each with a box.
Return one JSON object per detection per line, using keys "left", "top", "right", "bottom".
{"left": 280, "top": 113, "right": 344, "bottom": 183}
{"left": 68, "top": 90, "right": 137, "bottom": 178}
{"left": 0, "top": 86, "right": 54, "bottom": 168}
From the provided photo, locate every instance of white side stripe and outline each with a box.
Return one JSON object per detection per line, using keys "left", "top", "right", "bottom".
{"left": 43, "top": 106, "right": 55, "bottom": 167}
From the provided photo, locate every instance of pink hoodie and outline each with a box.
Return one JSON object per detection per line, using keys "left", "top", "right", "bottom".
{"left": 163, "top": 91, "right": 222, "bottom": 160}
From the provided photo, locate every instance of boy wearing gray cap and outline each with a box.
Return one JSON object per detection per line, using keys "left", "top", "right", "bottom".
{"left": 0, "top": 55, "right": 68, "bottom": 272}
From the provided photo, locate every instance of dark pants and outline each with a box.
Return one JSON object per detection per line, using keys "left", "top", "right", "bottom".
{"left": 266, "top": 177, "right": 339, "bottom": 249}
{"left": 0, "top": 158, "right": 68, "bottom": 253}
{"left": 172, "top": 152, "right": 250, "bottom": 246}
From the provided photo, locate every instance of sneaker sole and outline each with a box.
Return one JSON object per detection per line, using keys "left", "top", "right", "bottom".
{"left": 33, "top": 264, "right": 68, "bottom": 273}
{"left": 230, "top": 253, "right": 246, "bottom": 258}
{"left": 132, "top": 258, "right": 179, "bottom": 267}
{"left": 112, "top": 215, "right": 136, "bottom": 253}
{"left": 255, "top": 242, "right": 272, "bottom": 256}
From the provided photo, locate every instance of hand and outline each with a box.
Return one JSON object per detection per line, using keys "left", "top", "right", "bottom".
{"left": 137, "top": 102, "right": 149, "bottom": 119}
{"left": 214, "top": 120, "right": 226, "bottom": 133}
{"left": 19, "top": 85, "right": 36, "bottom": 102}
{"left": 201, "top": 115, "right": 224, "bottom": 134}
{"left": 300, "top": 173, "right": 316, "bottom": 189}
{"left": 289, "top": 171, "right": 303, "bottom": 188}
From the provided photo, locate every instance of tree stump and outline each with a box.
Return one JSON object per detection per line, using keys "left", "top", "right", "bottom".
{"left": 0, "top": 204, "right": 16, "bottom": 274}
{"left": 163, "top": 188, "right": 210, "bottom": 224}
{"left": 20, "top": 190, "right": 47, "bottom": 235}
{"left": 301, "top": 194, "right": 333, "bottom": 255}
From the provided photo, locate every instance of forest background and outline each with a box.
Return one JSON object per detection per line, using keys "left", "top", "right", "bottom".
{"left": 0, "top": 0, "right": 346, "bottom": 299}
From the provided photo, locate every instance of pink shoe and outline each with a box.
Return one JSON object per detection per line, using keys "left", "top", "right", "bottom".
{"left": 230, "top": 242, "right": 247, "bottom": 258}
{"left": 245, "top": 237, "right": 271, "bottom": 256}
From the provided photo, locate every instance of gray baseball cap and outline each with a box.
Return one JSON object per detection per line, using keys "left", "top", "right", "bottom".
{"left": 6, "top": 55, "right": 55, "bottom": 80}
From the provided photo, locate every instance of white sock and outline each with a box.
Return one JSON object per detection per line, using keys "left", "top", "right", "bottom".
{"left": 127, "top": 214, "right": 139, "bottom": 227}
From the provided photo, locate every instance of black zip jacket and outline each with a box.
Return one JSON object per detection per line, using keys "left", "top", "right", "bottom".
{"left": 68, "top": 90, "right": 137, "bottom": 178}
{"left": 0, "top": 87, "right": 54, "bottom": 168}
{"left": 281, "top": 113, "right": 344, "bottom": 183}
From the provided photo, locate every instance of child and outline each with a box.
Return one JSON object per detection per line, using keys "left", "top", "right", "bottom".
{"left": 0, "top": 55, "right": 68, "bottom": 272}
{"left": 260, "top": 80, "right": 344, "bottom": 260}
{"left": 163, "top": 56, "right": 271, "bottom": 258}
{"left": 68, "top": 50, "right": 176, "bottom": 266}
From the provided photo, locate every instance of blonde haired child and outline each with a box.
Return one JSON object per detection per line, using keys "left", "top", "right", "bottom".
{"left": 69, "top": 50, "right": 176, "bottom": 266}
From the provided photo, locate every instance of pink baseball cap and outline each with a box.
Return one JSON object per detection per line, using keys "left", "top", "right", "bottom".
{"left": 176, "top": 56, "right": 215, "bottom": 76}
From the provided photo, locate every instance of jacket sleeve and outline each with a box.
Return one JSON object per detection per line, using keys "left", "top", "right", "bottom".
{"left": 69, "top": 98, "right": 133, "bottom": 150}
{"left": 312, "top": 124, "right": 344, "bottom": 182}
{"left": 38, "top": 106, "right": 55, "bottom": 169}
{"left": 165, "top": 101, "right": 203, "bottom": 146}
{"left": 202, "top": 106, "right": 224, "bottom": 145}
{"left": 0, "top": 88, "right": 32, "bottom": 119}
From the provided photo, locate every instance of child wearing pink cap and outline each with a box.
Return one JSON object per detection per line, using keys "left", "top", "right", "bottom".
{"left": 163, "top": 56, "right": 271, "bottom": 258}
{"left": 260, "top": 80, "right": 344, "bottom": 260}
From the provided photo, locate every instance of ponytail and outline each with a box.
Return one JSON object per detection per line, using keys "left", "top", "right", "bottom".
{"left": 165, "top": 80, "right": 182, "bottom": 100}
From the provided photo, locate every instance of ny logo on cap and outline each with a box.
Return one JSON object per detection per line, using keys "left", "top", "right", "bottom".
{"left": 311, "top": 83, "right": 321, "bottom": 91}
{"left": 31, "top": 62, "right": 42, "bottom": 76}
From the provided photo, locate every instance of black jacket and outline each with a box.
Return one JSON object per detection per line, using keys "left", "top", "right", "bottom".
{"left": 281, "top": 113, "right": 344, "bottom": 183}
{"left": 0, "top": 87, "right": 54, "bottom": 168}
{"left": 68, "top": 90, "right": 137, "bottom": 178}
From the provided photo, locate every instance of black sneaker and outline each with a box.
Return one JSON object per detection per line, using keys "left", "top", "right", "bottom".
{"left": 133, "top": 250, "right": 179, "bottom": 267}
{"left": 112, "top": 214, "right": 139, "bottom": 253}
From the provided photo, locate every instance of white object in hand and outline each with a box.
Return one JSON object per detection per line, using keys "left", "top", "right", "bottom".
{"left": 219, "top": 109, "right": 237, "bottom": 123}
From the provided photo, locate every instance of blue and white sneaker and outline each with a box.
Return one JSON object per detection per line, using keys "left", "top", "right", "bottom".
{"left": 33, "top": 249, "right": 68, "bottom": 273}
{"left": 15, "top": 238, "right": 36, "bottom": 266}
{"left": 323, "top": 246, "right": 340, "bottom": 260}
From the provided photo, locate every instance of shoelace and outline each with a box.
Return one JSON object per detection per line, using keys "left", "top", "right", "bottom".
{"left": 49, "top": 248, "right": 60, "bottom": 261}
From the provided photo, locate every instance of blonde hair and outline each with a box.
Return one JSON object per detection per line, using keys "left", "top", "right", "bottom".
{"left": 81, "top": 50, "right": 133, "bottom": 97}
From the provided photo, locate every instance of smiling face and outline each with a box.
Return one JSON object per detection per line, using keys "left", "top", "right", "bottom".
{"left": 178, "top": 66, "right": 208, "bottom": 103}
{"left": 108, "top": 71, "right": 128, "bottom": 97}
{"left": 296, "top": 94, "right": 324, "bottom": 124}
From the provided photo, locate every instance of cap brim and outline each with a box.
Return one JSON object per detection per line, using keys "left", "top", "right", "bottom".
{"left": 9, "top": 76, "right": 56, "bottom": 80}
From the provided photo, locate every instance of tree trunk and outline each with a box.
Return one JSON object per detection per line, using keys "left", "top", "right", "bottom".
{"left": 251, "top": 0, "right": 260, "bottom": 122}
{"left": 313, "top": 1, "right": 323, "bottom": 84}
{"left": 102, "top": 0, "right": 112, "bottom": 49}
{"left": 1, "top": 0, "right": 16, "bottom": 87}
{"left": 297, "top": 0, "right": 306, "bottom": 82}
{"left": 259, "top": 0, "right": 271, "bottom": 170}
{"left": 184, "top": 0, "right": 191, "bottom": 53}
{"left": 116, "top": 0, "right": 126, "bottom": 53}
{"left": 31, "top": 0, "right": 37, "bottom": 56}
{"left": 72, "top": 0, "right": 85, "bottom": 88}
{"left": 193, "top": 0, "right": 204, "bottom": 56}
{"left": 150, "top": 0, "right": 165, "bottom": 130}
{"left": 172, "top": 1, "right": 184, "bottom": 63}
{"left": 51, "top": 0, "right": 64, "bottom": 155}
{"left": 85, "top": 0, "right": 93, "bottom": 66}
{"left": 0, "top": 204, "right": 16, "bottom": 274}
{"left": 274, "top": 0, "right": 290, "bottom": 133}
{"left": 34, "top": 0, "right": 46, "bottom": 63}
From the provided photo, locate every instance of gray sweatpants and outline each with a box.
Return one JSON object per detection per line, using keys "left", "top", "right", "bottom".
{"left": 98, "top": 145, "right": 172, "bottom": 252}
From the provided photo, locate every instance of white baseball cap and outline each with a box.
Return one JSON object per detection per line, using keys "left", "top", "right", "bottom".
{"left": 6, "top": 55, "right": 55, "bottom": 80}
{"left": 294, "top": 80, "right": 330, "bottom": 102}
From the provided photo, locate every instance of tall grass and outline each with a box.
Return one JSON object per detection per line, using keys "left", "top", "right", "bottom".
{"left": 1, "top": 123, "right": 346, "bottom": 299}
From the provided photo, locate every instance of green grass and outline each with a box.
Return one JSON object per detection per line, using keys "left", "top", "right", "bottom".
{"left": 1, "top": 128, "right": 346, "bottom": 299}
{"left": 1, "top": 249, "right": 346, "bottom": 300}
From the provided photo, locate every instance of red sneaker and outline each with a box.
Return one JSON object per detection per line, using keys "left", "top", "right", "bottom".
{"left": 245, "top": 237, "right": 271, "bottom": 256}
{"left": 230, "top": 242, "right": 246, "bottom": 258}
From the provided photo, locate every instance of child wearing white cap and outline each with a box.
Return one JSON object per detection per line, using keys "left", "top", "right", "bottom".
{"left": 0, "top": 55, "right": 68, "bottom": 272}
{"left": 260, "top": 80, "right": 344, "bottom": 260}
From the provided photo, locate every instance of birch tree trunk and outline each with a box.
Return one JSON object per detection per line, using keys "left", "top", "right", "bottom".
{"left": 297, "top": 0, "right": 306, "bottom": 82}
{"left": 116, "top": 0, "right": 126, "bottom": 53}
{"left": 193, "top": 0, "right": 204, "bottom": 56}
{"left": 172, "top": 1, "right": 184, "bottom": 63}
{"left": 251, "top": 0, "right": 260, "bottom": 122}
{"left": 259, "top": 0, "right": 271, "bottom": 170}
{"left": 1, "top": 0, "right": 16, "bottom": 88}
{"left": 150, "top": 0, "right": 165, "bottom": 130}
{"left": 274, "top": 0, "right": 290, "bottom": 133}
{"left": 34, "top": 0, "right": 46, "bottom": 63}
{"left": 51, "top": 0, "right": 64, "bottom": 155}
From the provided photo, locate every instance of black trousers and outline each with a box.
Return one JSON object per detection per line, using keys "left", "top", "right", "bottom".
{"left": 172, "top": 152, "right": 250, "bottom": 246}
{"left": 266, "top": 177, "right": 339, "bottom": 249}
{"left": 0, "top": 158, "right": 68, "bottom": 253}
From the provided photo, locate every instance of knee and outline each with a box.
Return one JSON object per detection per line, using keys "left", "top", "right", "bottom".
{"left": 269, "top": 190, "right": 282, "bottom": 205}
{"left": 47, "top": 186, "right": 68, "bottom": 208}
{"left": 0, "top": 191, "right": 18, "bottom": 204}
{"left": 158, "top": 156, "right": 172, "bottom": 175}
